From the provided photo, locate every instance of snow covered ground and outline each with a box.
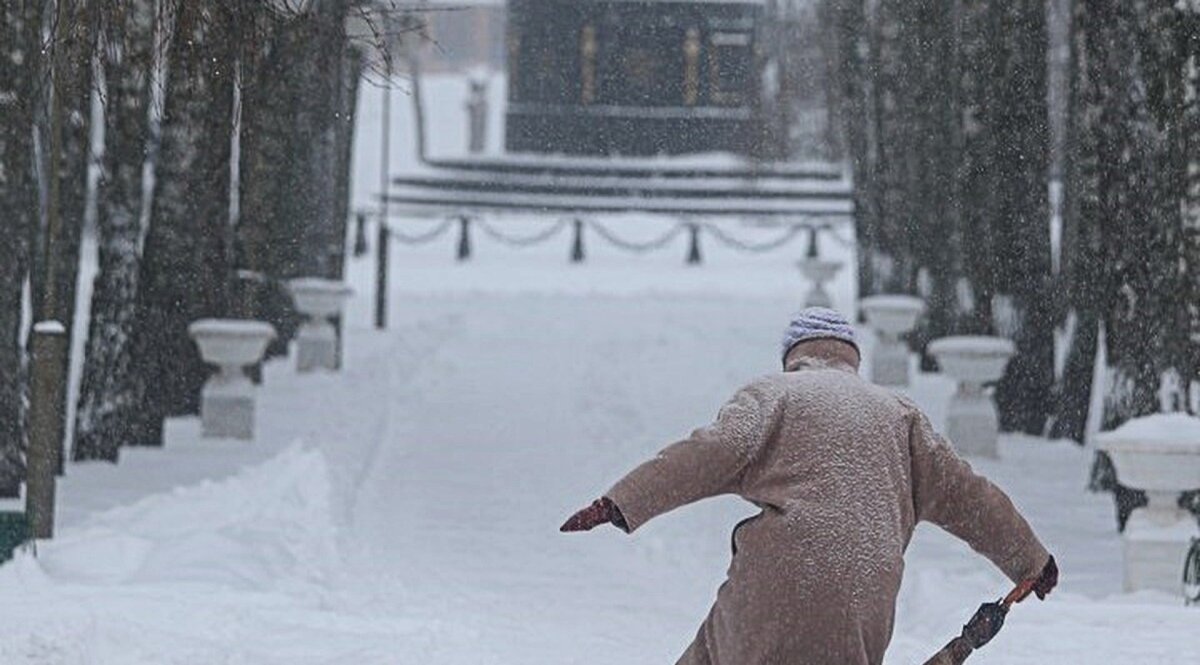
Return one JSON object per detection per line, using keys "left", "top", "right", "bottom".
{"left": 2, "top": 72, "right": 1197, "bottom": 664}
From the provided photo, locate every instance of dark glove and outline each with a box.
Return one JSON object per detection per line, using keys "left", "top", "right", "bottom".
{"left": 960, "top": 601, "right": 1008, "bottom": 649}
{"left": 560, "top": 497, "right": 627, "bottom": 532}
{"left": 1032, "top": 555, "right": 1058, "bottom": 600}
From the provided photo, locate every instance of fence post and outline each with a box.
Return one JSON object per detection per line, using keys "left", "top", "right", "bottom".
{"left": 571, "top": 219, "right": 586, "bottom": 263}
{"left": 375, "top": 222, "right": 389, "bottom": 330}
{"left": 457, "top": 216, "right": 472, "bottom": 261}
{"left": 27, "top": 322, "right": 67, "bottom": 540}
{"left": 806, "top": 226, "right": 820, "bottom": 258}
{"left": 354, "top": 212, "right": 369, "bottom": 257}
{"left": 686, "top": 222, "right": 703, "bottom": 265}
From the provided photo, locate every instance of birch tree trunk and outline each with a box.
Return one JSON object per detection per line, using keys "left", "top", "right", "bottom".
{"left": 29, "top": 0, "right": 95, "bottom": 433}
{"left": 301, "top": 0, "right": 352, "bottom": 280}
{"left": 129, "top": 0, "right": 236, "bottom": 445}
{"left": 0, "top": 0, "right": 43, "bottom": 497}
{"left": 331, "top": 45, "right": 364, "bottom": 280}
{"left": 73, "top": 0, "right": 156, "bottom": 461}
{"left": 235, "top": 3, "right": 292, "bottom": 348}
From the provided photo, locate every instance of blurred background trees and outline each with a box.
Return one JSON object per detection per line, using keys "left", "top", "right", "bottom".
{"left": 1, "top": 0, "right": 391, "bottom": 480}
{"left": 2, "top": 0, "right": 1199, "bottom": 491}
{"left": 821, "top": 0, "right": 1200, "bottom": 446}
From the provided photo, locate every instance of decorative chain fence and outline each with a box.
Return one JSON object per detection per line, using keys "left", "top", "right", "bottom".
{"left": 386, "top": 218, "right": 456, "bottom": 245}
{"left": 587, "top": 220, "right": 689, "bottom": 254}
{"left": 477, "top": 218, "right": 571, "bottom": 247}
{"left": 699, "top": 222, "right": 807, "bottom": 254}
{"left": 357, "top": 211, "right": 850, "bottom": 264}
{"left": 352, "top": 210, "right": 856, "bottom": 328}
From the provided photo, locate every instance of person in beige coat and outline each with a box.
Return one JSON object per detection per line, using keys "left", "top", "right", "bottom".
{"left": 562, "top": 307, "right": 1056, "bottom": 665}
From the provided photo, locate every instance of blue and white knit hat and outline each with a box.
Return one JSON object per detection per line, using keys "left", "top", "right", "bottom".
{"left": 780, "top": 307, "right": 860, "bottom": 365}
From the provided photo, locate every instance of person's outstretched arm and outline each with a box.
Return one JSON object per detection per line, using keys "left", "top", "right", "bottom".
{"left": 562, "top": 379, "right": 780, "bottom": 534}
{"left": 908, "top": 406, "right": 1053, "bottom": 585}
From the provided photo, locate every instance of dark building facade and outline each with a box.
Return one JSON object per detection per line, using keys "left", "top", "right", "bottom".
{"left": 505, "top": 0, "right": 763, "bottom": 156}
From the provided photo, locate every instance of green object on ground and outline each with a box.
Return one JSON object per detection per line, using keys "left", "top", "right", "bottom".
{"left": 0, "top": 510, "right": 30, "bottom": 564}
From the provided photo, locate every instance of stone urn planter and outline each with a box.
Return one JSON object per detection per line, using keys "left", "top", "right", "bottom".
{"left": 1095, "top": 413, "right": 1200, "bottom": 596}
{"left": 188, "top": 319, "right": 276, "bottom": 440}
{"left": 928, "top": 335, "right": 1014, "bottom": 458}
{"left": 859, "top": 295, "right": 924, "bottom": 386}
{"left": 797, "top": 258, "right": 842, "bottom": 309}
{"left": 288, "top": 278, "right": 354, "bottom": 373}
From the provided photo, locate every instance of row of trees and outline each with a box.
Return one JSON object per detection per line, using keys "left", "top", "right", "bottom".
{"left": 0, "top": 0, "right": 400, "bottom": 498}
{"left": 822, "top": 0, "right": 1200, "bottom": 445}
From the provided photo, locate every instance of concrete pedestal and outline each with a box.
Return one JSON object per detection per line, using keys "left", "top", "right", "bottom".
{"left": 188, "top": 319, "right": 275, "bottom": 442}
{"left": 201, "top": 370, "right": 255, "bottom": 440}
{"left": 297, "top": 319, "right": 338, "bottom": 373}
{"left": 929, "top": 336, "right": 1014, "bottom": 458}
{"left": 946, "top": 383, "right": 999, "bottom": 458}
{"left": 288, "top": 279, "right": 353, "bottom": 373}
{"left": 798, "top": 259, "right": 842, "bottom": 309}
{"left": 860, "top": 295, "right": 924, "bottom": 388}
{"left": 1122, "top": 502, "right": 1197, "bottom": 595}
{"left": 872, "top": 336, "right": 911, "bottom": 387}
{"left": 1095, "top": 412, "right": 1200, "bottom": 598}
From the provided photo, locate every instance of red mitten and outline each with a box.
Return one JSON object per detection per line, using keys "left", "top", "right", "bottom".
{"left": 560, "top": 497, "right": 621, "bottom": 532}
{"left": 1032, "top": 555, "right": 1058, "bottom": 600}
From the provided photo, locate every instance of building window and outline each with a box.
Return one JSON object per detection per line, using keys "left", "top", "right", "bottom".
{"left": 708, "top": 31, "right": 752, "bottom": 106}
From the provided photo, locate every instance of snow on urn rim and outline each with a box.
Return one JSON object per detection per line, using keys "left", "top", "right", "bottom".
{"left": 188, "top": 319, "right": 277, "bottom": 367}
{"left": 1094, "top": 413, "right": 1200, "bottom": 455}
{"left": 288, "top": 278, "right": 355, "bottom": 319}
{"left": 859, "top": 295, "right": 925, "bottom": 338}
{"left": 1095, "top": 414, "right": 1200, "bottom": 496}
{"left": 927, "top": 335, "right": 1016, "bottom": 359}
{"left": 859, "top": 294, "right": 926, "bottom": 313}
{"left": 929, "top": 336, "right": 1015, "bottom": 384}
{"left": 188, "top": 319, "right": 277, "bottom": 340}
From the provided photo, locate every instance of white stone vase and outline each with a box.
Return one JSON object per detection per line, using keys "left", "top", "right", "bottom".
{"left": 928, "top": 335, "right": 1014, "bottom": 459}
{"left": 188, "top": 319, "right": 276, "bottom": 440}
{"left": 797, "top": 258, "right": 843, "bottom": 309}
{"left": 1095, "top": 413, "right": 1200, "bottom": 596}
{"left": 288, "top": 278, "right": 354, "bottom": 373}
{"left": 859, "top": 295, "right": 924, "bottom": 387}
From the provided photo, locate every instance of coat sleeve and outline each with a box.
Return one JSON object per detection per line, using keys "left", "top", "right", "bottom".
{"left": 908, "top": 407, "right": 1050, "bottom": 583}
{"left": 604, "top": 380, "right": 780, "bottom": 533}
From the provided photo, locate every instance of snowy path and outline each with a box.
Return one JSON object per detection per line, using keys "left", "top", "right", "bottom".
{"left": 3, "top": 284, "right": 1200, "bottom": 663}
{"left": 337, "top": 295, "right": 775, "bottom": 663}
{"left": 4, "top": 71, "right": 1196, "bottom": 663}
{"left": 334, "top": 292, "right": 1198, "bottom": 664}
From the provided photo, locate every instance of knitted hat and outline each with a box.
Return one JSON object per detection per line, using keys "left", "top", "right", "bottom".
{"left": 780, "top": 307, "right": 860, "bottom": 365}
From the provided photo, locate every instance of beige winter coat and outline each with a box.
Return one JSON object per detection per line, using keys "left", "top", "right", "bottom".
{"left": 605, "top": 359, "right": 1050, "bottom": 665}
